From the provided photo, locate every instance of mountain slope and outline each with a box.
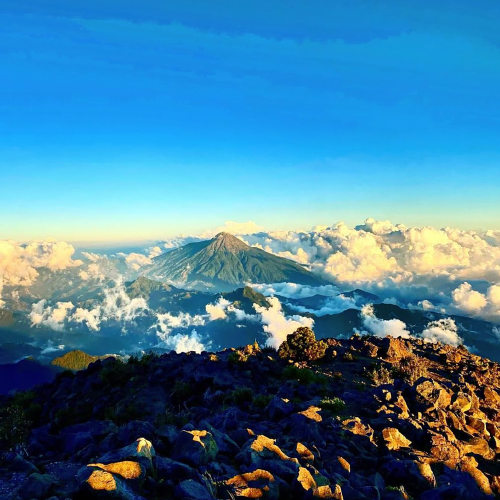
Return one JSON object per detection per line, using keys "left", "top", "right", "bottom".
{"left": 144, "top": 232, "right": 327, "bottom": 291}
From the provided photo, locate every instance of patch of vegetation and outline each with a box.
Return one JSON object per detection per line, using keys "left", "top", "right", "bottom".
{"left": 393, "top": 356, "right": 428, "bottom": 384}
{"left": 99, "top": 359, "right": 132, "bottom": 386}
{"left": 225, "top": 387, "right": 253, "bottom": 405}
{"left": 104, "top": 401, "right": 145, "bottom": 426}
{"left": 171, "top": 380, "right": 192, "bottom": 405}
{"left": 278, "top": 327, "right": 327, "bottom": 362}
{"left": 320, "top": 397, "right": 347, "bottom": 414}
{"left": 342, "top": 351, "right": 356, "bottom": 362}
{"left": 128, "top": 351, "right": 158, "bottom": 366}
{"left": 253, "top": 394, "right": 273, "bottom": 408}
{"left": 282, "top": 365, "right": 327, "bottom": 385}
{"left": 367, "top": 365, "right": 394, "bottom": 386}
{"left": 51, "top": 350, "right": 100, "bottom": 371}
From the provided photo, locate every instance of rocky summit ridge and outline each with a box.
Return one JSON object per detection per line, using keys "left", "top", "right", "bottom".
{"left": 1, "top": 334, "right": 500, "bottom": 499}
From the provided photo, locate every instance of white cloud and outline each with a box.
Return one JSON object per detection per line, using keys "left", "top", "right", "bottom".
{"left": 253, "top": 296, "right": 314, "bottom": 349}
{"left": 252, "top": 282, "right": 341, "bottom": 299}
{"left": 421, "top": 318, "right": 462, "bottom": 346}
{"left": 153, "top": 311, "right": 206, "bottom": 340}
{"left": 0, "top": 240, "right": 82, "bottom": 286}
{"left": 29, "top": 300, "right": 75, "bottom": 331}
{"left": 160, "top": 329, "right": 206, "bottom": 353}
{"left": 205, "top": 298, "right": 231, "bottom": 320}
{"left": 286, "top": 294, "right": 358, "bottom": 317}
{"left": 451, "top": 282, "right": 500, "bottom": 322}
{"left": 358, "top": 304, "right": 411, "bottom": 339}
{"left": 72, "top": 306, "right": 102, "bottom": 331}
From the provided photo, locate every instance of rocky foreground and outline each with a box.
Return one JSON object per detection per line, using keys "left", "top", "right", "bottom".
{"left": 1, "top": 334, "right": 500, "bottom": 499}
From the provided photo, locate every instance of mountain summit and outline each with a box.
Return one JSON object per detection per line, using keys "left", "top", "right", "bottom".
{"left": 143, "top": 232, "right": 327, "bottom": 291}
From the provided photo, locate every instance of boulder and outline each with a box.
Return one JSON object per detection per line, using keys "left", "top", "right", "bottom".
{"left": 382, "top": 428, "right": 412, "bottom": 451}
{"left": 17, "top": 473, "right": 57, "bottom": 500}
{"left": 172, "top": 430, "right": 218, "bottom": 466}
{"left": 174, "top": 479, "right": 214, "bottom": 499}
{"left": 266, "top": 396, "right": 294, "bottom": 421}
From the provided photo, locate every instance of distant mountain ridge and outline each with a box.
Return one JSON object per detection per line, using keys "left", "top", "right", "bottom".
{"left": 144, "top": 232, "right": 327, "bottom": 291}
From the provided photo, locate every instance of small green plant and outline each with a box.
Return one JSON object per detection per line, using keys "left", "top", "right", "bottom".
{"left": 253, "top": 394, "right": 273, "bottom": 408}
{"left": 393, "top": 356, "right": 428, "bottom": 384}
{"left": 0, "top": 405, "right": 32, "bottom": 449}
{"left": 342, "top": 351, "right": 356, "bottom": 362}
{"left": 282, "top": 365, "right": 327, "bottom": 385}
{"left": 320, "top": 397, "right": 346, "bottom": 414}
{"left": 225, "top": 387, "right": 253, "bottom": 405}
{"left": 99, "top": 359, "right": 131, "bottom": 386}
{"left": 171, "top": 380, "right": 192, "bottom": 405}
{"left": 368, "top": 365, "right": 394, "bottom": 386}
{"left": 278, "top": 327, "right": 327, "bottom": 362}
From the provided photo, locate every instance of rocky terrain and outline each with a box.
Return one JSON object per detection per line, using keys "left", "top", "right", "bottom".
{"left": 1, "top": 332, "right": 500, "bottom": 499}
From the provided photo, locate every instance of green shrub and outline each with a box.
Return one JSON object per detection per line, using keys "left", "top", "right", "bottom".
{"left": 171, "top": 380, "right": 192, "bottom": 405}
{"left": 99, "top": 360, "right": 131, "bottom": 386}
{"left": 393, "top": 356, "right": 428, "bottom": 384}
{"left": 0, "top": 405, "right": 32, "bottom": 449}
{"left": 320, "top": 397, "right": 346, "bottom": 414}
{"left": 282, "top": 365, "right": 327, "bottom": 385}
{"left": 278, "top": 327, "right": 327, "bottom": 362}
{"left": 225, "top": 387, "right": 253, "bottom": 405}
{"left": 368, "top": 365, "right": 394, "bottom": 386}
{"left": 253, "top": 394, "right": 273, "bottom": 408}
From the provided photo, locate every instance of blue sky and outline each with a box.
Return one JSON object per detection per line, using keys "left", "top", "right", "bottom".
{"left": 1, "top": 1, "right": 499, "bottom": 241}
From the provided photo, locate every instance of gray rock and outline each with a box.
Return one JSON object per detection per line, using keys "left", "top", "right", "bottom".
{"left": 174, "top": 479, "right": 213, "bottom": 499}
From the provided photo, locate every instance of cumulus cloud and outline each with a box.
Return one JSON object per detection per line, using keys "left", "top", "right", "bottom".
{"left": 124, "top": 246, "right": 164, "bottom": 271}
{"left": 451, "top": 282, "right": 500, "bottom": 322}
{"left": 30, "top": 300, "right": 75, "bottom": 331}
{"left": 286, "top": 294, "right": 359, "bottom": 317}
{"left": 153, "top": 311, "right": 206, "bottom": 340}
{"left": 0, "top": 240, "right": 82, "bottom": 286}
{"left": 238, "top": 219, "right": 500, "bottom": 323}
{"left": 72, "top": 306, "right": 102, "bottom": 331}
{"left": 254, "top": 296, "right": 314, "bottom": 349}
{"left": 69, "top": 281, "right": 149, "bottom": 331}
{"left": 358, "top": 304, "right": 463, "bottom": 347}
{"left": 160, "top": 329, "right": 206, "bottom": 353}
{"left": 205, "top": 298, "right": 231, "bottom": 320}
{"left": 421, "top": 318, "right": 462, "bottom": 346}
{"left": 358, "top": 304, "right": 411, "bottom": 339}
{"left": 252, "top": 282, "right": 341, "bottom": 299}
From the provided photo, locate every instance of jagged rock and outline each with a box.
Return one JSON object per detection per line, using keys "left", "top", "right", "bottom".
{"left": 380, "top": 337, "right": 412, "bottom": 361}
{"left": 266, "top": 396, "right": 294, "bottom": 421}
{"left": 380, "top": 460, "right": 435, "bottom": 495}
{"left": 174, "top": 479, "right": 214, "bottom": 499}
{"left": 226, "top": 469, "right": 278, "bottom": 499}
{"left": 172, "top": 430, "right": 218, "bottom": 466}
{"left": 154, "top": 456, "right": 197, "bottom": 481}
{"left": 297, "top": 442, "right": 315, "bottom": 463}
{"left": 247, "top": 434, "right": 298, "bottom": 464}
{"left": 382, "top": 428, "right": 412, "bottom": 451}
{"left": 17, "top": 473, "right": 57, "bottom": 500}
{"left": 459, "top": 456, "right": 493, "bottom": 496}
{"left": 428, "top": 431, "right": 460, "bottom": 466}
{"left": 337, "top": 456, "right": 350, "bottom": 474}
{"left": 483, "top": 386, "right": 500, "bottom": 406}
{"left": 97, "top": 438, "right": 155, "bottom": 474}
{"left": 342, "top": 418, "right": 375, "bottom": 443}
{"left": 8, "top": 454, "right": 39, "bottom": 474}
{"left": 415, "top": 380, "right": 452, "bottom": 411}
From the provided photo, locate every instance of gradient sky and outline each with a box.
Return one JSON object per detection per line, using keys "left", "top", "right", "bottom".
{"left": 1, "top": 1, "right": 499, "bottom": 241}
